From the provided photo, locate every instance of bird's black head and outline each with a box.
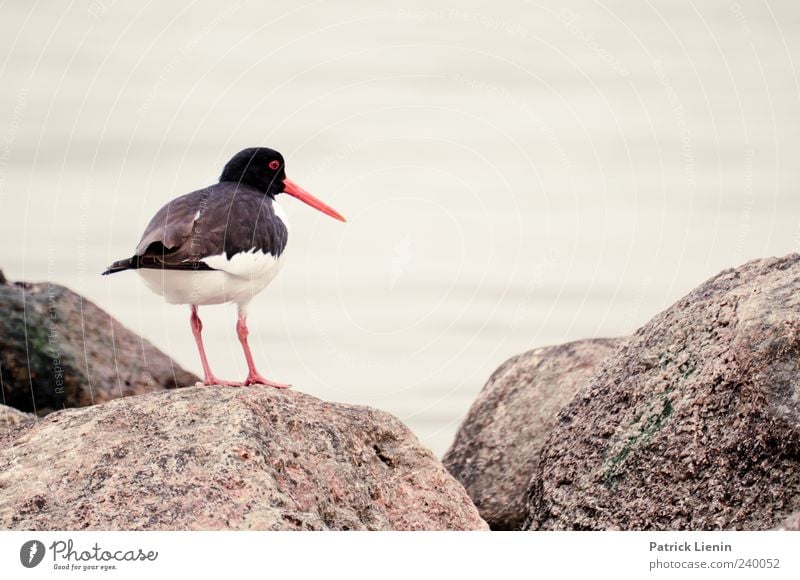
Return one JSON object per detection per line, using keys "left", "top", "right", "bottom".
{"left": 218, "top": 146, "right": 347, "bottom": 221}
{"left": 219, "top": 147, "right": 286, "bottom": 197}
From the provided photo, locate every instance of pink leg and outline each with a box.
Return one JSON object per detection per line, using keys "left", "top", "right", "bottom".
{"left": 190, "top": 305, "right": 242, "bottom": 387}
{"left": 236, "top": 310, "right": 290, "bottom": 388}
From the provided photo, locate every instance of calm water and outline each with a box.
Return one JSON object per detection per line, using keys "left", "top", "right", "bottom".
{"left": 1, "top": 0, "right": 799, "bottom": 455}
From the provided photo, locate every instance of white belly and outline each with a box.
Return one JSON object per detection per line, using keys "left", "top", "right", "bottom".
{"left": 138, "top": 249, "right": 285, "bottom": 307}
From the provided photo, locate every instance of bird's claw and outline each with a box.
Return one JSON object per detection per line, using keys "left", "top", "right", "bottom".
{"left": 197, "top": 377, "right": 244, "bottom": 387}
{"left": 243, "top": 375, "right": 291, "bottom": 389}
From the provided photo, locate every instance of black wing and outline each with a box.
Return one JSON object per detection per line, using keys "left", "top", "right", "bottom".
{"left": 103, "top": 182, "right": 288, "bottom": 275}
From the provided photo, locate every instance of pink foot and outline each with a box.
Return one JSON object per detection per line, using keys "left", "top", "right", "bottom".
{"left": 243, "top": 374, "right": 291, "bottom": 389}
{"left": 235, "top": 312, "right": 291, "bottom": 389}
{"left": 196, "top": 377, "right": 244, "bottom": 387}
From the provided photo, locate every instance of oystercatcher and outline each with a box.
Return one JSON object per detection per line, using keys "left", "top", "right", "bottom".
{"left": 103, "top": 147, "right": 345, "bottom": 388}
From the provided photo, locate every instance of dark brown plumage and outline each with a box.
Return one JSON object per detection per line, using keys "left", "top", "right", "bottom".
{"left": 103, "top": 182, "right": 288, "bottom": 276}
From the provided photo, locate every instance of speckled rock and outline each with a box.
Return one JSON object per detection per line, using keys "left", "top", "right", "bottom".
{"left": 0, "top": 386, "right": 488, "bottom": 531}
{"left": 443, "top": 338, "right": 623, "bottom": 530}
{"left": 0, "top": 405, "right": 35, "bottom": 431}
{"left": 0, "top": 271, "right": 197, "bottom": 415}
{"left": 776, "top": 512, "right": 800, "bottom": 530}
{"left": 527, "top": 255, "right": 800, "bottom": 530}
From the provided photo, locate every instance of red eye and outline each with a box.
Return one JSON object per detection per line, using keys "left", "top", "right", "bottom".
{"left": 268, "top": 160, "right": 281, "bottom": 170}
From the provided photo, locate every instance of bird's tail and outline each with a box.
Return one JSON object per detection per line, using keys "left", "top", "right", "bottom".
{"left": 101, "top": 256, "right": 138, "bottom": 276}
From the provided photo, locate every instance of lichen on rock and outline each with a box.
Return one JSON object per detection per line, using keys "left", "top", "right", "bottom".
{"left": 0, "top": 272, "right": 198, "bottom": 415}
{"left": 526, "top": 254, "right": 800, "bottom": 530}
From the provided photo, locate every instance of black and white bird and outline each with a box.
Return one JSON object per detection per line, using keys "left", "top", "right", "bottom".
{"left": 103, "top": 147, "right": 345, "bottom": 388}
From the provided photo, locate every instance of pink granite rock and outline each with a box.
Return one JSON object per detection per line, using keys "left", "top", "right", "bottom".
{"left": 0, "top": 386, "right": 487, "bottom": 531}
{"left": 776, "top": 512, "right": 800, "bottom": 530}
{"left": 527, "top": 255, "right": 800, "bottom": 530}
{"left": 444, "top": 338, "right": 623, "bottom": 529}
{"left": 0, "top": 405, "right": 34, "bottom": 431}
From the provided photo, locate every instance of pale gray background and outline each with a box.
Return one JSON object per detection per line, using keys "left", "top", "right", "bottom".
{"left": 1, "top": 0, "right": 798, "bottom": 455}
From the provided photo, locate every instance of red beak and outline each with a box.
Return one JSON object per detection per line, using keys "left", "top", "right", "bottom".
{"left": 282, "top": 178, "right": 346, "bottom": 222}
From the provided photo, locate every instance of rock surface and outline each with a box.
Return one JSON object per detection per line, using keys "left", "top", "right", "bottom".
{"left": 527, "top": 255, "right": 800, "bottom": 530}
{"left": 443, "top": 338, "right": 623, "bottom": 530}
{"left": 0, "top": 405, "right": 35, "bottom": 431}
{"left": 0, "top": 271, "right": 198, "bottom": 415}
{"left": 776, "top": 511, "right": 800, "bottom": 531}
{"left": 0, "top": 386, "right": 487, "bottom": 531}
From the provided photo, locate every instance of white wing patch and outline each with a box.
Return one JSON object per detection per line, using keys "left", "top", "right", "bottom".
{"left": 136, "top": 199, "right": 289, "bottom": 307}
{"left": 203, "top": 247, "right": 280, "bottom": 279}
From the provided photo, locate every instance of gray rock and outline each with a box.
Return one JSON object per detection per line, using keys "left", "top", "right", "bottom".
{"left": 527, "top": 255, "right": 800, "bottom": 530}
{"left": 443, "top": 338, "right": 623, "bottom": 529}
{"left": 0, "top": 386, "right": 488, "bottom": 531}
{"left": 0, "top": 273, "right": 198, "bottom": 415}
